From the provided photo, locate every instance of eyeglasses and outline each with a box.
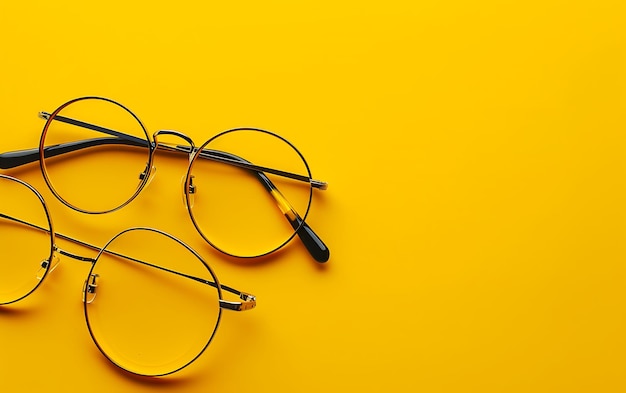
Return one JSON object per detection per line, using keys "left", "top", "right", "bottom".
{"left": 0, "top": 174, "right": 256, "bottom": 376}
{"left": 0, "top": 96, "right": 329, "bottom": 262}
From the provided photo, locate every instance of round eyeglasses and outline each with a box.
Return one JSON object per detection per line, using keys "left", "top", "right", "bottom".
{"left": 0, "top": 174, "right": 256, "bottom": 376}
{"left": 0, "top": 96, "right": 329, "bottom": 262}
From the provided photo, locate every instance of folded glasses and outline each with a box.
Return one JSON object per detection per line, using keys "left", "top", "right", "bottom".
{"left": 0, "top": 174, "right": 256, "bottom": 376}
{"left": 0, "top": 96, "right": 329, "bottom": 262}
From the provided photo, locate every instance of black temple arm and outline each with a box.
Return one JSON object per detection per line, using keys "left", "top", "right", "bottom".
{"left": 196, "top": 149, "right": 330, "bottom": 262}
{"left": 0, "top": 138, "right": 148, "bottom": 169}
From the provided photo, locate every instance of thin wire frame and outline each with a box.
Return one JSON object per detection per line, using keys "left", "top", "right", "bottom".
{"left": 185, "top": 128, "right": 314, "bottom": 260}
{"left": 0, "top": 174, "right": 256, "bottom": 376}
{"left": 0, "top": 175, "right": 56, "bottom": 304}
{"left": 84, "top": 227, "right": 225, "bottom": 376}
{"left": 38, "top": 96, "right": 155, "bottom": 214}
{"left": 0, "top": 96, "right": 330, "bottom": 262}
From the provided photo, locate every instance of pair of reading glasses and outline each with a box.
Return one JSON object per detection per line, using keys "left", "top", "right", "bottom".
{"left": 0, "top": 96, "right": 329, "bottom": 262}
{"left": 0, "top": 174, "right": 256, "bottom": 376}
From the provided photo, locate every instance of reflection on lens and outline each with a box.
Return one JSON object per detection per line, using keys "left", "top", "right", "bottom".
{"left": 84, "top": 228, "right": 222, "bottom": 376}
{"left": 187, "top": 129, "right": 313, "bottom": 258}
{"left": 40, "top": 97, "right": 152, "bottom": 213}
{"left": 0, "top": 175, "right": 54, "bottom": 304}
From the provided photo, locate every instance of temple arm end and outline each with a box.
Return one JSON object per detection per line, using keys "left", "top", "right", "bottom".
{"left": 312, "top": 180, "right": 328, "bottom": 190}
{"left": 220, "top": 292, "right": 257, "bottom": 311}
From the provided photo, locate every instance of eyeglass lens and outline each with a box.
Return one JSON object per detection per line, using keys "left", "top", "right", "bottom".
{"left": 85, "top": 228, "right": 222, "bottom": 376}
{"left": 187, "top": 128, "right": 313, "bottom": 258}
{"left": 41, "top": 97, "right": 151, "bottom": 213}
{"left": 0, "top": 176, "right": 54, "bottom": 304}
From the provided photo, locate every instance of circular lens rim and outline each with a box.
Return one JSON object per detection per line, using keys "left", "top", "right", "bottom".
{"left": 0, "top": 174, "right": 55, "bottom": 305}
{"left": 83, "top": 227, "right": 224, "bottom": 376}
{"left": 184, "top": 127, "right": 314, "bottom": 259}
{"left": 38, "top": 96, "right": 154, "bottom": 215}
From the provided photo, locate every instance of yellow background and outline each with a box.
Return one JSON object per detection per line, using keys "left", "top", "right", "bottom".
{"left": 1, "top": 1, "right": 625, "bottom": 391}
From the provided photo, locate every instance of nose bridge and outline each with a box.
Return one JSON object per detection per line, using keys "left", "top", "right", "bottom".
{"left": 151, "top": 130, "right": 198, "bottom": 200}
{"left": 153, "top": 129, "right": 196, "bottom": 152}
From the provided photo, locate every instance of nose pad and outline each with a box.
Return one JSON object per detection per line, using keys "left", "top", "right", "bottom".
{"left": 139, "top": 164, "right": 157, "bottom": 187}
{"left": 36, "top": 254, "right": 60, "bottom": 280}
{"left": 182, "top": 175, "right": 196, "bottom": 208}
{"left": 83, "top": 273, "right": 99, "bottom": 304}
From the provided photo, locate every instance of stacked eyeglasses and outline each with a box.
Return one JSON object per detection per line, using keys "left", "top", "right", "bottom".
{"left": 0, "top": 97, "right": 329, "bottom": 376}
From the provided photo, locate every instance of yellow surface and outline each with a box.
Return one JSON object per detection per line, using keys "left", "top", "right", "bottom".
{"left": 0, "top": 1, "right": 625, "bottom": 391}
